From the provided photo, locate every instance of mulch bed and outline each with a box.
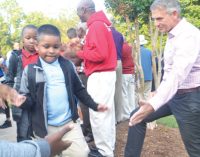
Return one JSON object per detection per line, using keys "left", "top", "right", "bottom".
{"left": 114, "top": 120, "right": 188, "bottom": 157}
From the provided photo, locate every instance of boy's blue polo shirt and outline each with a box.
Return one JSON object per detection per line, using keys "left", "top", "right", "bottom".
{"left": 40, "top": 57, "right": 72, "bottom": 126}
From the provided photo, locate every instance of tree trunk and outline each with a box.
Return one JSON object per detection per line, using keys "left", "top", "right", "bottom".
{"left": 125, "top": 16, "right": 144, "bottom": 100}
{"left": 134, "top": 16, "right": 144, "bottom": 99}
{"left": 149, "top": 14, "right": 159, "bottom": 90}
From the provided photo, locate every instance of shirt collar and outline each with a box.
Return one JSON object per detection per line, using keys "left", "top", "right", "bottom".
{"left": 22, "top": 49, "right": 37, "bottom": 58}
{"left": 39, "top": 57, "right": 59, "bottom": 68}
{"left": 168, "top": 18, "right": 187, "bottom": 39}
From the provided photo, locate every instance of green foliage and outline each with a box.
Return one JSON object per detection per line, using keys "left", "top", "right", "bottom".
{"left": 181, "top": 2, "right": 200, "bottom": 28}
{"left": 0, "top": 0, "right": 79, "bottom": 55}
{"left": 157, "top": 116, "right": 178, "bottom": 128}
{"left": 0, "top": 0, "right": 199, "bottom": 56}
{"left": 105, "top": 0, "right": 199, "bottom": 91}
{"left": 105, "top": 0, "right": 200, "bottom": 48}
{"left": 110, "top": 15, "right": 129, "bottom": 39}
{"left": 50, "top": 12, "right": 79, "bottom": 43}
{"left": 105, "top": 0, "right": 153, "bottom": 21}
{"left": 0, "top": 21, "right": 11, "bottom": 55}
{"left": 24, "top": 12, "right": 49, "bottom": 27}
{"left": 0, "top": 0, "right": 25, "bottom": 54}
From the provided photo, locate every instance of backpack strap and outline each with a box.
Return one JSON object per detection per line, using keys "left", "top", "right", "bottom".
{"left": 23, "top": 64, "right": 36, "bottom": 139}
{"left": 27, "top": 64, "right": 36, "bottom": 101}
{"left": 11, "top": 49, "right": 22, "bottom": 64}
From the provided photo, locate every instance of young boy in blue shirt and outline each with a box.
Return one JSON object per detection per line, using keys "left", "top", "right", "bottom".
{"left": 19, "top": 24, "right": 107, "bottom": 157}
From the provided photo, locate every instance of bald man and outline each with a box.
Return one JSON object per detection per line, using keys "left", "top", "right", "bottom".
{"left": 66, "top": 0, "right": 117, "bottom": 156}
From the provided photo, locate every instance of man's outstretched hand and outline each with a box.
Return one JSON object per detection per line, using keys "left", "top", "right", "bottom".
{"left": 129, "top": 100, "right": 154, "bottom": 126}
{"left": 45, "top": 124, "right": 74, "bottom": 156}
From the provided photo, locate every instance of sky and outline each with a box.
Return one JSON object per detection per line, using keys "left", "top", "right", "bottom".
{"left": 13, "top": 0, "right": 106, "bottom": 18}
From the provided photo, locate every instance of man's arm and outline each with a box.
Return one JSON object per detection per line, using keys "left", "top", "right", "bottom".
{"left": 76, "top": 23, "right": 110, "bottom": 62}
{"left": 0, "top": 140, "right": 44, "bottom": 157}
{"left": 44, "top": 124, "right": 73, "bottom": 156}
{"left": 71, "top": 64, "right": 107, "bottom": 112}
{"left": 149, "top": 34, "right": 200, "bottom": 111}
{"left": 129, "top": 30, "right": 200, "bottom": 126}
{"left": 0, "top": 124, "right": 73, "bottom": 157}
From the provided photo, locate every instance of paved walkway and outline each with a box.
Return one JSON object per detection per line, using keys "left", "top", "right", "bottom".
{"left": 0, "top": 113, "right": 16, "bottom": 142}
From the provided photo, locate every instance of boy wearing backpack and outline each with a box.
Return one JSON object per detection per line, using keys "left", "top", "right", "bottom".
{"left": 5, "top": 25, "right": 38, "bottom": 141}
{"left": 19, "top": 24, "right": 107, "bottom": 157}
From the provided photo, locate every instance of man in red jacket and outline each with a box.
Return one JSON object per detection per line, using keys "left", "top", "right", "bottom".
{"left": 67, "top": 0, "right": 117, "bottom": 156}
{"left": 121, "top": 42, "right": 136, "bottom": 121}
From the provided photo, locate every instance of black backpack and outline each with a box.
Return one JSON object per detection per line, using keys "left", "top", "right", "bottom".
{"left": 12, "top": 64, "right": 36, "bottom": 117}
{"left": 27, "top": 64, "right": 36, "bottom": 101}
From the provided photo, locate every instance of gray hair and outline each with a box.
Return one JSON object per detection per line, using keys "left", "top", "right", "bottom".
{"left": 77, "top": 0, "right": 95, "bottom": 12}
{"left": 150, "top": 0, "right": 181, "bottom": 15}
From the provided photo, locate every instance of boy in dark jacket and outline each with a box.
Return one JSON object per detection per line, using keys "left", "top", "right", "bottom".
{"left": 5, "top": 25, "right": 38, "bottom": 141}
{"left": 19, "top": 24, "right": 107, "bottom": 157}
{"left": 0, "top": 84, "right": 72, "bottom": 157}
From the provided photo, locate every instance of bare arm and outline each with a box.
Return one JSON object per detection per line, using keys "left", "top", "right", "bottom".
{"left": 0, "top": 124, "right": 73, "bottom": 157}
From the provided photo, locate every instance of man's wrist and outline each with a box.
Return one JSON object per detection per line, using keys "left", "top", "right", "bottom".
{"left": 148, "top": 98, "right": 159, "bottom": 111}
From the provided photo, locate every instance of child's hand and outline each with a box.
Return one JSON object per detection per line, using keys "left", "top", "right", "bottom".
{"left": 70, "top": 38, "right": 81, "bottom": 46}
{"left": 68, "top": 38, "right": 82, "bottom": 51}
{"left": 97, "top": 104, "right": 108, "bottom": 112}
{"left": 0, "top": 84, "right": 26, "bottom": 107}
{"left": 6, "top": 87, "right": 26, "bottom": 107}
{"left": 10, "top": 93, "right": 26, "bottom": 107}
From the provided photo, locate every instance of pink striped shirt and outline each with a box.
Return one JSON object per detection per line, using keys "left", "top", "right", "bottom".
{"left": 149, "top": 18, "right": 200, "bottom": 111}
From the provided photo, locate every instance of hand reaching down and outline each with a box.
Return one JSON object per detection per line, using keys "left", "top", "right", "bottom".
{"left": 129, "top": 100, "right": 154, "bottom": 126}
{"left": 0, "top": 84, "right": 26, "bottom": 107}
{"left": 97, "top": 104, "right": 108, "bottom": 112}
{"left": 45, "top": 124, "right": 74, "bottom": 157}
{"left": 0, "top": 98, "right": 6, "bottom": 109}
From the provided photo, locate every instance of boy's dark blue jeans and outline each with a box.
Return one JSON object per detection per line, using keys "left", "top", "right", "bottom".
{"left": 125, "top": 89, "right": 200, "bottom": 157}
{"left": 16, "top": 110, "right": 33, "bottom": 142}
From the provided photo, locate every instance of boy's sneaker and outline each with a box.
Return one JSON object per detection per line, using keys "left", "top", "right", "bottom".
{"left": 0, "top": 120, "right": 12, "bottom": 129}
{"left": 88, "top": 146, "right": 105, "bottom": 157}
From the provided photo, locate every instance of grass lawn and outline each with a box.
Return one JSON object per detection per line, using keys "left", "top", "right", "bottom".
{"left": 157, "top": 115, "right": 178, "bottom": 128}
